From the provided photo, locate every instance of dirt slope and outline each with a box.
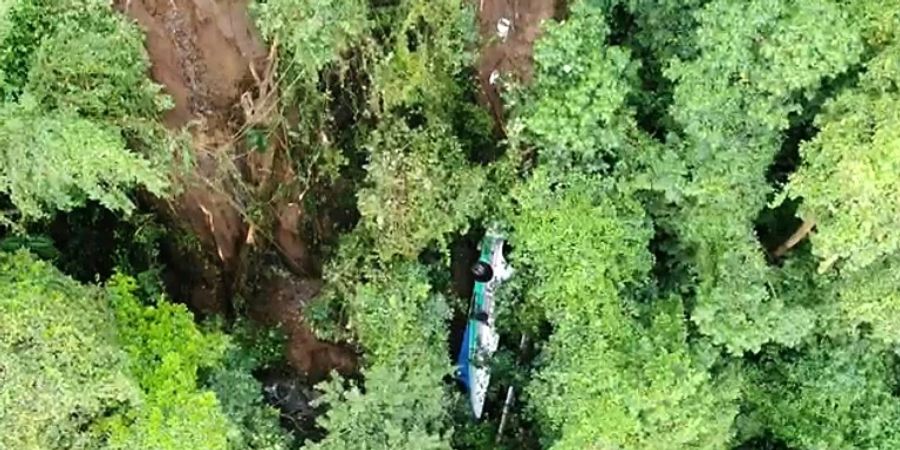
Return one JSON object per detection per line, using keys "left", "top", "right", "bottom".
{"left": 119, "top": 0, "right": 354, "bottom": 378}
{"left": 476, "top": 0, "right": 561, "bottom": 124}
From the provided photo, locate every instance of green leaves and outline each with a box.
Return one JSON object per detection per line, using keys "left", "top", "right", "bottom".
{"left": 26, "top": 22, "right": 168, "bottom": 120}
{"left": 0, "top": 100, "right": 168, "bottom": 221}
{"left": 101, "top": 275, "right": 232, "bottom": 450}
{"left": 510, "top": 169, "right": 652, "bottom": 322}
{"left": 745, "top": 337, "right": 900, "bottom": 449}
{"left": 510, "top": 3, "right": 641, "bottom": 176}
{"left": 358, "top": 120, "right": 486, "bottom": 260}
{"left": 529, "top": 300, "right": 741, "bottom": 450}
{"left": 369, "top": 0, "right": 476, "bottom": 118}
{"left": 307, "top": 262, "right": 453, "bottom": 449}
{"left": 782, "top": 63, "right": 900, "bottom": 272}
{"left": 508, "top": 170, "right": 738, "bottom": 449}
{"left": 0, "top": 250, "right": 285, "bottom": 450}
{"left": 253, "top": 0, "right": 369, "bottom": 81}
{"left": 308, "top": 364, "right": 452, "bottom": 450}
{"left": 0, "top": 0, "right": 171, "bottom": 224}
{"left": 665, "top": 0, "right": 864, "bottom": 353}
{"left": 0, "top": 251, "right": 139, "bottom": 450}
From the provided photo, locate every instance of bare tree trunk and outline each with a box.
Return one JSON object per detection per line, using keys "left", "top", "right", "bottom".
{"left": 773, "top": 218, "right": 816, "bottom": 258}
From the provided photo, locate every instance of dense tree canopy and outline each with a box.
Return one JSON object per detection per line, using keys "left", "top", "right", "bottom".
{"left": 0, "top": 252, "right": 286, "bottom": 450}
{"left": 0, "top": 0, "right": 170, "bottom": 223}
{"left": 4, "top": 0, "right": 900, "bottom": 449}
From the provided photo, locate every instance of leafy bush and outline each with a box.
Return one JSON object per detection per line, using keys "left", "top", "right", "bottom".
{"left": 0, "top": 251, "right": 286, "bottom": 450}
{"left": 205, "top": 346, "right": 293, "bottom": 450}
{"left": 253, "top": 0, "right": 369, "bottom": 80}
{"left": 101, "top": 274, "right": 233, "bottom": 450}
{"left": 0, "top": 0, "right": 170, "bottom": 224}
{"left": 26, "top": 21, "right": 169, "bottom": 121}
{"left": 307, "top": 261, "right": 453, "bottom": 449}
{"left": 308, "top": 363, "right": 452, "bottom": 450}
{"left": 781, "top": 48, "right": 900, "bottom": 273}
{"left": 509, "top": 172, "right": 739, "bottom": 449}
{"left": 358, "top": 120, "right": 487, "bottom": 260}
{"left": 509, "top": 169, "right": 652, "bottom": 322}
{"left": 367, "top": 0, "right": 476, "bottom": 118}
{"left": 0, "top": 251, "right": 139, "bottom": 450}
{"left": 666, "top": 0, "right": 863, "bottom": 353}
{"left": 0, "top": 99, "right": 168, "bottom": 221}
{"left": 528, "top": 301, "right": 741, "bottom": 450}
{"left": 744, "top": 337, "right": 900, "bottom": 449}
{"left": 509, "top": 3, "right": 641, "bottom": 176}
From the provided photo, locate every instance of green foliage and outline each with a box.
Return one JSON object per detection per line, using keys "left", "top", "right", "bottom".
{"left": 253, "top": 0, "right": 369, "bottom": 80}
{"left": 819, "top": 253, "right": 900, "bottom": 346}
{"left": 666, "top": 0, "right": 864, "bottom": 353}
{"left": 0, "top": 251, "right": 285, "bottom": 450}
{"left": 308, "top": 363, "right": 451, "bottom": 450}
{"left": 0, "top": 251, "right": 139, "bottom": 450}
{"left": 26, "top": 19, "right": 170, "bottom": 121}
{"left": 0, "top": 233, "right": 60, "bottom": 259}
{"left": 307, "top": 262, "right": 452, "bottom": 449}
{"left": 358, "top": 120, "right": 487, "bottom": 260}
{"left": 205, "top": 345, "right": 292, "bottom": 450}
{"left": 102, "top": 274, "right": 232, "bottom": 450}
{"left": 343, "top": 262, "right": 450, "bottom": 367}
{"left": 529, "top": 301, "right": 741, "bottom": 450}
{"left": 10, "top": 0, "right": 900, "bottom": 449}
{"left": 509, "top": 3, "right": 642, "bottom": 176}
{"left": 781, "top": 50, "right": 900, "bottom": 273}
{"left": 509, "top": 169, "right": 652, "bottom": 323}
{"left": 0, "top": 0, "right": 171, "bottom": 224}
{"left": 621, "top": 0, "right": 708, "bottom": 59}
{"left": 0, "top": 99, "right": 168, "bottom": 221}
{"left": 744, "top": 336, "right": 900, "bottom": 449}
{"left": 509, "top": 172, "right": 739, "bottom": 449}
{"left": 368, "top": 0, "right": 476, "bottom": 118}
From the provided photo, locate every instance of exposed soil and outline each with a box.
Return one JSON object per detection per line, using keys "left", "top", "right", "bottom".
{"left": 248, "top": 274, "right": 357, "bottom": 380}
{"left": 475, "top": 0, "right": 562, "bottom": 126}
{"left": 118, "top": 0, "right": 354, "bottom": 378}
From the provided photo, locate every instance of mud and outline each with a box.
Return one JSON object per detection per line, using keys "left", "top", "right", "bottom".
{"left": 248, "top": 274, "right": 357, "bottom": 380}
{"left": 476, "top": 0, "right": 561, "bottom": 126}
{"left": 119, "top": 0, "right": 353, "bottom": 377}
{"left": 120, "top": 0, "right": 266, "bottom": 127}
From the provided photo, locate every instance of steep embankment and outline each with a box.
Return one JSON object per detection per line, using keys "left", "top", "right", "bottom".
{"left": 117, "top": 0, "right": 355, "bottom": 379}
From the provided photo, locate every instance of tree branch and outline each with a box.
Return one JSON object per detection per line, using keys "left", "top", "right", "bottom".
{"left": 773, "top": 218, "right": 816, "bottom": 258}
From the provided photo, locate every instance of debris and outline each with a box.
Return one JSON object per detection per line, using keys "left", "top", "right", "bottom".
{"left": 497, "top": 17, "right": 511, "bottom": 40}
{"left": 489, "top": 70, "right": 501, "bottom": 86}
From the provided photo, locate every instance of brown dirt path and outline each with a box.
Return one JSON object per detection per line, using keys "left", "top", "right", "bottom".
{"left": 475, "top": 0, "right": 562, "bottom": 127}
{"left": 118, "top": 0, "right": 355, "bottom": 379}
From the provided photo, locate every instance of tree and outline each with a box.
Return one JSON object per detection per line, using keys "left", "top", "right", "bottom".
{"left": 0, "top": 99, "right": 168, "bottom": 221}
{"left": 358, "top": 120, "right": 487, "bottom": 260}
{"left": 817, "top": 253, "right": 900, "bottom": 346}
{"left": 0, "top": 251, "right": 139, "bottom": 450}
{"left": 0, "top": 0, "right": 171, "bottom": 224}
{"left": 509, "top": 172, "right": 739, "bottom": 449}
{"left": 0, "top": 251, "right": 284, "bottom": 450}
{"left": 780, "top": 41, "right": 900, "bottom": 273}
{"left": 307, "top": 262, "right": 453, "bottom": 450}
{"left": 100, "top": 275, "right": 234, "bottom": 450}
{"left": 744, "top": 336, "right": 900, "bottom": 449}
{"left": 665, "top": 0, "right": 863, "bottom": 353}
{"left": 508, "top": 3, "right": 641, "bottom": 177}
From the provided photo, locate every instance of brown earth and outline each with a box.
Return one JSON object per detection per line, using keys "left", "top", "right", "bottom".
{"left": 248, "top": 274, "right": 357, "bottom": 380}
{"left": 118, "top": 0, "right": 354, "bottom": 379}
{"left": 475, "top": 0, "right": 562, "bottom": 128}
